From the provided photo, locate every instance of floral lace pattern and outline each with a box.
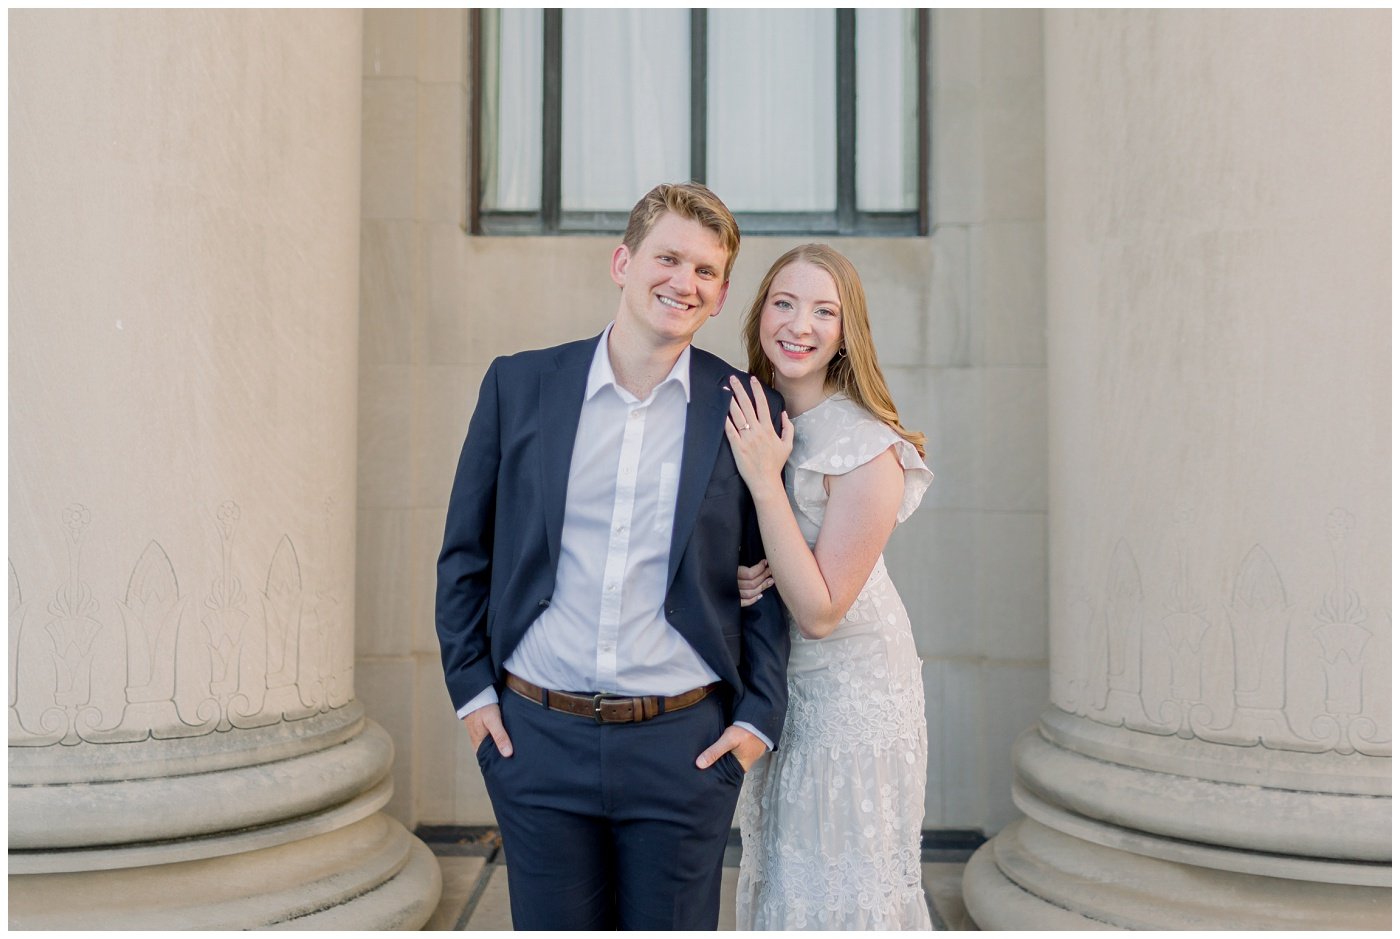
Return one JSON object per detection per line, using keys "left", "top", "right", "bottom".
{"left": 736, "top": 395, "right": 933, "bottom": 930}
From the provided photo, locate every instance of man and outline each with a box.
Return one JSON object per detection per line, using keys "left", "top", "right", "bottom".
{"left": 436, "top": 182, "right": 789, "bottom": 930}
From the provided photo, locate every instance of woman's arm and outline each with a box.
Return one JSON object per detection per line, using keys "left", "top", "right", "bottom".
{"left": 726, "top": 376, "right": 905, "bottom": 640}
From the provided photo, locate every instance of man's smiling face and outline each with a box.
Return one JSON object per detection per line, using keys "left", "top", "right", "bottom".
{"left": 610, "top": 211, "right": 731, "bottom": 350}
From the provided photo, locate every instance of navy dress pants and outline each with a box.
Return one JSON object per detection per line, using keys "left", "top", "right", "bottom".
{"left": 476, "top": 687, "right": 747, "bottom": 930}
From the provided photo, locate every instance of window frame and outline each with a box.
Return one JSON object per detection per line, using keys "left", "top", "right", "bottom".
{"left": 469, "top": 8, "right": 929, "bottom": 237}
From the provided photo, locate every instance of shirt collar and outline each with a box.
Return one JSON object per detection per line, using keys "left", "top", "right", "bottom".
{"left": 585, "top": 322, "right": 692, "bottom": 404}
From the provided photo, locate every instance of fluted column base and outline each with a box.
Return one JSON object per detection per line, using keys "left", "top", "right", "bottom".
{"left": 964, "top": 818, "right": 1389, "bottom": 930}
{"left": 964, "top": 709, "right": 1391, "bottom": 929}
{"left": 8, "top": 707, "right": 442, "bottom": 929}
{"left": 9, "top": 813, "right": 441, "bottom": 930}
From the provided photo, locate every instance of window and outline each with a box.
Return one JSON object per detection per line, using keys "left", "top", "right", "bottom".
{"left": 471, "top": 9, "right": 927, "bottom": 236}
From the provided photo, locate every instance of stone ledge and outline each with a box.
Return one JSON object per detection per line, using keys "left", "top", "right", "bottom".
{"left": 1014, "top": 780, "right": 1388, "bottom": 887}
{"left": 962, "top": 834, "right": 1114, "bottom": 930}
{"left": 9, "top": 812, "right": 441, "bottom": 930}
{"left": 1040, "top": 706, "right": 1390, "bottom": 795}
{"left": 964, "top": 818, "right": 1390, "bottom": 930}
{"left": 1016, "top": 719, "right": 1389, "bottom": 862}
{"left": 268, "top": 833, "right": 443, "bottom": 930}
{"left": 9, "top": 701, "right": 367, "bottom": 786}
{"left": 10, "top": 718, "right": 394, "bottom": 852}
{"left": 11, "top": 774, "right": 392, "bottom": 875}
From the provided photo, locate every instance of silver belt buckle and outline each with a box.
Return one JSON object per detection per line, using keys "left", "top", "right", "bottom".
{"left": 592, "top": 692, "right": 625, "bottom": 723}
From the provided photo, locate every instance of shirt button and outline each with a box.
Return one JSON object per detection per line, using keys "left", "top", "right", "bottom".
{"left": 606, "top": 583, "right": 617, "bottom": 592}
{"left": 629, "top": 410, "right": 641, "bottom": 420}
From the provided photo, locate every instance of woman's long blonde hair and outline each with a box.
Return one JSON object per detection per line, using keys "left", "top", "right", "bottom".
{"left": 742, "top": 244, "right": 926, "bottom": 457}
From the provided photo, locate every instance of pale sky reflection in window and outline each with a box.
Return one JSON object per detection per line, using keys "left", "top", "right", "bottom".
{"left": 481, "top": 8, "right": 542, "bottom": 211}
{"left": 857, "top": 8, "right": 918, "bottom": 212}
{"left": 706, "top": 10, "right": 837, "bottom": 213}
{"left": 562, "top": 9, "right": 690, "bottom": 213}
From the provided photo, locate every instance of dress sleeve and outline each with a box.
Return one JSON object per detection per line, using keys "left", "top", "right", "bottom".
{"left": 792, "top": 410, "right": 933, "bottom": 524}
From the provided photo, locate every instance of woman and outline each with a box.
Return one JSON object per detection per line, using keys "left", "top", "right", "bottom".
{"left": 724, "top": 244, "right": 933, "bottom": 930}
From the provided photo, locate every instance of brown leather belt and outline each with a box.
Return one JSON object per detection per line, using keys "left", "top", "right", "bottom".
{"left": 505, "top": 672, "right": 721, "bottom": 724}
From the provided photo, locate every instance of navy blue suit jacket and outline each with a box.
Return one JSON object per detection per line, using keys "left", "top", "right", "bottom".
{"left": 435, "top": 334, "right": 790, "bottom": 747}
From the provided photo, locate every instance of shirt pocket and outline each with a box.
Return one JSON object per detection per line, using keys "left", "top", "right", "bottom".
{"left": 655, "top": 461, "right": 680, "bottom": 534}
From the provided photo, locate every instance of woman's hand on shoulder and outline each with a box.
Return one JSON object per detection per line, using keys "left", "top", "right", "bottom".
{"left": 724, "top": 375, "right": 793, "bottom": 499}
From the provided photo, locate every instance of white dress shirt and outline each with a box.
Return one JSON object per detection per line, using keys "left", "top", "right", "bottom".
{"left": 458, "top": 326, "right": 770, "bottom": 749}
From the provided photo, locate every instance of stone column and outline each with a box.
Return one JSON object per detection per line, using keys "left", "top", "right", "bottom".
{"left": 963, "top": 10, "right": 1390, "bottom": 929}
{"left": 8, "top": 11, "right": 441, "bottom": 928}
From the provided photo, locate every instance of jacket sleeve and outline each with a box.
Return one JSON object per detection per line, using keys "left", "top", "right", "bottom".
{"left": 730, "top": 383, "right": 792, "bottom": 746}
{"left": 435, "top": 359, "right": 504, "bottom": 711}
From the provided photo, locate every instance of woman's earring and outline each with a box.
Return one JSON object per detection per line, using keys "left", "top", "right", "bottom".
{"left": 837, "top": 345, "right": 847, "bottom": 358}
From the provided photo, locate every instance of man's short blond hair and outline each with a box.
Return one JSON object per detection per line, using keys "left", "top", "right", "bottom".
{"left": 622, "top": 183, "right": 741, "bottom": 281}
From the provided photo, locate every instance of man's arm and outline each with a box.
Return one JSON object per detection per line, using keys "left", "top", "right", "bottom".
{"left": 436, "top": 359, "right": 506, "bottom": 714}
{"left": 697, "top": 383, "right": 791, "bottom": 770}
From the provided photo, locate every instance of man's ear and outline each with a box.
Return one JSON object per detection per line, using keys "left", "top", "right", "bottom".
{"left": 710, "top": 279, "right": 730, "bottom": 318}
{"left": 610, "top": 244, "right": 630, "bottom": 289}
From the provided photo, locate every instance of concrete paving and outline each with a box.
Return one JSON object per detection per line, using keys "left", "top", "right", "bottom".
{"left": 421, "top": 829, "right": 977, "bottom": 930}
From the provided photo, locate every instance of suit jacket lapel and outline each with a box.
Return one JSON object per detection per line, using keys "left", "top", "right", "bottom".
{"left": 538, "top": 338, "right": 595, "bottom": 572}
{"left": 668, "top": 354, "right": 731, "bottom": 588}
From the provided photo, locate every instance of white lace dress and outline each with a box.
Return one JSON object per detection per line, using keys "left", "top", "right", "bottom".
{"left": 735, "top": 393, "right": 934, "bottom": 931}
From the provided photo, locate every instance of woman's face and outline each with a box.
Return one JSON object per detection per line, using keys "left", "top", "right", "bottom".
{"left": 758, "top": 260, "right": 843, "bottom": 392}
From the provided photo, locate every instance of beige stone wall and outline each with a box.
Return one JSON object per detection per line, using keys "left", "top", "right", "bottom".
{"left": 916, "top": 9, "right": 1049, "bottom": 833}
{"left": 356, "top": 9, "right": 1050, "bottom": 833}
